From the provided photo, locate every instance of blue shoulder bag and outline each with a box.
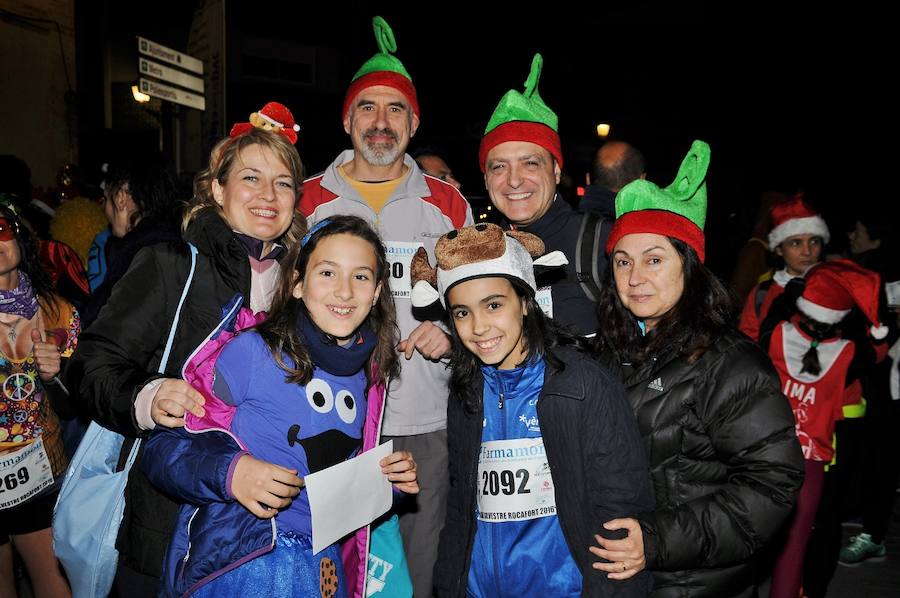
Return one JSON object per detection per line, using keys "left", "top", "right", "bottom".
{"left": 53, "top": 244, "right": 198, "bottom": 598}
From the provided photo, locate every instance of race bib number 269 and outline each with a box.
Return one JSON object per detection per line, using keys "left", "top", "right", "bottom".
{"left": 0, "top": 438, "right": 54, "bottom": 510}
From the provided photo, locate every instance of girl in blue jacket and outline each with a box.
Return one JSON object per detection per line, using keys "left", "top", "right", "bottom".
{"left": 409, "top": 223, "right": 653, "bottom": 598}
{"left": 144, "top": 216, "right": 418, "bottom": 598}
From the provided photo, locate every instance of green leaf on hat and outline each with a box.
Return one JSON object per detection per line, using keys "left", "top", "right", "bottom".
{"left": 484, "top": 53, "right": 558, "bottom": 135}
{"left": 352, "top": 16, "right": 412, "bottom": 82}
{"left": 373, "top": 16, "right": 397, "bottom": 54}
{"left": 615, "top": 140, "right": 711, "bottom": 230}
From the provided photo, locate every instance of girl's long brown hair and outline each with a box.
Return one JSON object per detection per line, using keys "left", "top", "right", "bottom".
{"left": 256, "top": 215, "right": 400, "bottom": 386}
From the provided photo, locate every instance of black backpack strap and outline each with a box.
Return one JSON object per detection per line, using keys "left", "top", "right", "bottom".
{"left": 575, "top": 212, "right": 608, "bottom": 302}
{"left": 754, "top": 278, "right": 775, "bottom": 316}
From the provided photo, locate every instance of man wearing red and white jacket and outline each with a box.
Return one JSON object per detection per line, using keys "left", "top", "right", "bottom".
{"left": 300, "top": 16, "right": 472, "bottom": 598}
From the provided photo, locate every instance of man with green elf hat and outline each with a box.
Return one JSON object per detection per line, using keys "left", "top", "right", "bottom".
{"left": 480, "top": 54, "right": 610, "bottom": 337}
{"left": 300, "top": 16, "right": 472, "bottom": 598}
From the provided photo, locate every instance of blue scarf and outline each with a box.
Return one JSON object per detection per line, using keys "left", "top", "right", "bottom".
{"left": 296, "top": 306, "right": 376, "bottom": 377}
{"left": 0, "top": 270, "right": 39, "bottom": 319}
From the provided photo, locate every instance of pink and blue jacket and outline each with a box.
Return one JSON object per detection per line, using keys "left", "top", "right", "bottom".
{"left": 142, "top": 301, "right": 387, "bottom": 598}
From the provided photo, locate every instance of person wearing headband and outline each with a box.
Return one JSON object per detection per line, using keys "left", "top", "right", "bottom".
{"left": 590, "top": 141, "right": 804, "bottom": 597}
{"left": 67, "top": 103, "right": 307, "bottom": 595}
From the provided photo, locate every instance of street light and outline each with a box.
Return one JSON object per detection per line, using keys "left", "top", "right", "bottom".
{"left": 131, "top": 84, "right": 150, "bottom": 103}
{"left": 596, "top": 123, "right": 610, "bottom": 138}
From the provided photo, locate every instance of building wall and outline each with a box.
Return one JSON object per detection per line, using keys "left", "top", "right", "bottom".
{"left": 0, "top": 0, "right": 77, "bottom": 191}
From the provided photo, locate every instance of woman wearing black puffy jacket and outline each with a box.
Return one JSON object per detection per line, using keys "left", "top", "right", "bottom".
{"left": 589, "top": 141, "right": 804, "bottom": 597}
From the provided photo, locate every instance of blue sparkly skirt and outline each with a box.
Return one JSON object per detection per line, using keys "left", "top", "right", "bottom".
{"left": 192, "top": 530, "right": 346, "bottom": 598}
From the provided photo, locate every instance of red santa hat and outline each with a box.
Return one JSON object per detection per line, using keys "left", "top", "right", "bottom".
{"left": 797, "top": 259, "right": 888, "bottom": 339}
{"left": 229, "top": 101, "right": 300, "bottom": 144}
{"left": 767, "top": 194, "right": 830, "bottom": 250}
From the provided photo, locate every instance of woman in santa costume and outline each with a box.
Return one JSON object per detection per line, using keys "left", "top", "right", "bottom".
{"left": 765, "top": 259, "right": 887, "bottom": 598}
{"left": 739, "top": 195, "right": 829, "bottom": 342}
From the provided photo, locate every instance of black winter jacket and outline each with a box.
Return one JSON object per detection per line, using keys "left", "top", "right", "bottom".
{"left": 435, "top": 346, "right": 655, "bottom": 597}
{"left": 511, "top": 195, "right": 608, "bottom": 336}
{"left": 67, "top": 208, "right": 255, "bottom": 577}
{"left": 603, "top": 331, "right": 804, "bottom": 598}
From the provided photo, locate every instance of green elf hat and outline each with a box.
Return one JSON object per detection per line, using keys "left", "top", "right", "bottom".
{"left": 342, "top": 16, "right": 419, "bottom": 119}
{"left": 478, "top": 54, "right": 562, "bottom": 172}
{"left": 606, "top": 140, "right": 711, "bottom": 262}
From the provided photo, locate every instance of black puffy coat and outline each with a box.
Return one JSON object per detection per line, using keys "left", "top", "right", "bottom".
{"left": 66, "top": 208, "right": 255, "bottom": 577}
{"left": 603, "top": 331, "right": 804, "bottom": 598}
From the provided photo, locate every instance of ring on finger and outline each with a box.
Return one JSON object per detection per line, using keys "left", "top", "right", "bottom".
{"left": 621, "top": 562, "right": 627, "bottom": 572}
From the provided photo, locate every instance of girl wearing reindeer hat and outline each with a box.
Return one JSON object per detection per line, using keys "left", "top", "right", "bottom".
{"left": 410, "top": 223, "right": 654, "bottom": 597}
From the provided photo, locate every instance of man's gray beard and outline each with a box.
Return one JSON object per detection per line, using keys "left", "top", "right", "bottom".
{"left": 360, "top": 141, "right": 402, "bottom": 167}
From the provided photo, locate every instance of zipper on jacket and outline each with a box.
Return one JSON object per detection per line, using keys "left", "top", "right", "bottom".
{"left": 497, "top": 391, "right": 504, "bottom": 410}
{"left": 177, "top": 507, "right": 201, "bottom": 580}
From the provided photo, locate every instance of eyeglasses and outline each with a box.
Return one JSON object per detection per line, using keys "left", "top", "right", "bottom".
{"left": 0, "top": 218, "right": 20, "bottom": 241}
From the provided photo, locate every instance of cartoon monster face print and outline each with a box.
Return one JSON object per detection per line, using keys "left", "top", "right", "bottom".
{"left": 285, "top": 370, "right": 366, "bottom": 474}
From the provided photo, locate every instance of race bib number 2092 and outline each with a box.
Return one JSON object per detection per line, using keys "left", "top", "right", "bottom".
{"left": 476, "top": 437, "right": 557, "bottom": 522}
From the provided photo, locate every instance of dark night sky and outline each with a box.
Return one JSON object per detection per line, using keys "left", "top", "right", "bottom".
{"left": 101, "top": 2, "right": 892, "bottom": 272}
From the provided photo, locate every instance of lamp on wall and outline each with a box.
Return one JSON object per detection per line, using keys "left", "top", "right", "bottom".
{"left": 131, "top": 84, "right": 150, "bottom": 103}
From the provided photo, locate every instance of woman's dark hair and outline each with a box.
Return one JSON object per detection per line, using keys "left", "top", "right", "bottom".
{"left": 595, "top": 237, "right": 737, "bottom": 365}
{"left": 0, "top": 204, "right": 58, "bottom": 317}
{"left": 104, "top": 158, "right": 181, "bottom": 228}
{"left": 447, "top": 278, "right": 585, "bottom": 414}
{"left": 256, "top": 215, "right": 399, "bottom": 386}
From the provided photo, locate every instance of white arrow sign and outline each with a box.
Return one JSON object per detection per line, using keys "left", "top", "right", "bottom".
{"left": 140, "top": 78, "right": 206, "bottom": 111}
{"left": 139, "top": 57, "right": 204, "bottom": 93}
{"left": 138, "top": 36, "right": 203, "bottom": 75}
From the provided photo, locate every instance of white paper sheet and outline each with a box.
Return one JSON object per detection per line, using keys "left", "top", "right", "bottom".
{"left": 305, "top": 440, "right": 394, "bottom": 554}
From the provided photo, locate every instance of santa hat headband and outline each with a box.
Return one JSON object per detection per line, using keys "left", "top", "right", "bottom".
{"left": 342, "top": 17, "right": 419, "bottom": 119}
{"left": 479, "top": 54, "right": 562, "bottom": 171}
{"left": 797, "top": 259, "right": 888, "bottom": 339}
{"left": 767, "top": 195, "right": 830, "bottom": 250}
{"left": 409, "top": 223, "right": 567, "bottom": 309}
{"left": 228, "top": 101, "right": 300, "bottom": 145}
{"left": 606, "top": 140, "right": 710, "bottom": 262}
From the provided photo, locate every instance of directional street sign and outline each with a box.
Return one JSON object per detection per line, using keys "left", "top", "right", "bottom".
{"left": 136, "top": 37, "right": 205, "bottom": 111}
{"left": 138, "top": 36, "right": 203, "bottom": 75}
{"left": 139, "top": 78, "right": 206, "bottom": 110}
{"left": 139, "top": 57, "right": 204, "bottom": 93}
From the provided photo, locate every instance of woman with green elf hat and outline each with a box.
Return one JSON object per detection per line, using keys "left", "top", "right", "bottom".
{"left": 589, "top": 141, "right": 805, "bottom": 597}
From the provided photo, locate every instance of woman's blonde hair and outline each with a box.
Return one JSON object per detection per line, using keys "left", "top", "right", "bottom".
{"left": 184, "top": 128, "right": 307, "bottom": 250}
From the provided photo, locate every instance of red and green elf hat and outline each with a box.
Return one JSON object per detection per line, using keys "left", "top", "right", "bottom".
{"left": 478, "top": 54, "right": 562, "bottom": 172}
{"left": 342, "top": 16, "right": 419, "bottom": 119}
{"left": 606, "top": 140, "right": 710, "bottom": 262}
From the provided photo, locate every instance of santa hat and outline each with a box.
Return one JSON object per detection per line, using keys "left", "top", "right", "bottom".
{"left": 605, "top": 140, "right": 710, "bottom": 262}
{"left": 342, "top": 16, "right": 419, "bottom": 119}
{"left": 767, "top": 194, "right": 830, "bottom": 250}
{"left": 229, "top": 101, "right": 300, "bottom": 144}
{"left": 797, "top": 259, "right": 888, "bottom": 339}
{"left": 409, "top": 223, "right": 567, "bottom": 309}
{"left": 478, "top": 54, "right": 562, "bottom": 172}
